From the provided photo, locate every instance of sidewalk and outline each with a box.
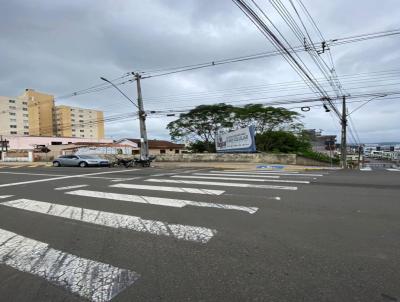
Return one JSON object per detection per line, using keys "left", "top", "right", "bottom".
{"left": 153, "top": 161, "right": 340, "bottom": 171}
{"left": 0, "top": 162, "right": 52, "bottom": 168}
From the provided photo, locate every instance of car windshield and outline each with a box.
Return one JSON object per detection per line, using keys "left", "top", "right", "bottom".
{"left": 78, "top": 155, "right": 100, "bottom": 159}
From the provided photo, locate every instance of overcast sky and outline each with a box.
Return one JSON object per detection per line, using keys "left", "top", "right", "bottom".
{"left": 1, "top": 0, "right": 399, "bottom": 143}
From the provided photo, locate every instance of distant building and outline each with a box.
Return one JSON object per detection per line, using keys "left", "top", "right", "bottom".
{"left": 116, "top": 139, "right": 185, "bottom": 155}
{"left": 305, "top": 129, "right": 337, "bottom": 155}
{"left": 0, "top": 89, "right": 105, "bottom": 139}
{"left": 0, "top": 95, "right": 30, "bottom": 136}
{"left": 54, "top": 105, "right": 104, "bottom": 139}
{"left": 24, "top": 89, "right": 55, "bottom": 136}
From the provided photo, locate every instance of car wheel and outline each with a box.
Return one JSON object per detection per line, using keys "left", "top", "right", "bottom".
{"left": 79, "top": 161, "right": 88, "bottom": 168}
{"left": 53, "top": 161, "right": 61, "bottom": 167}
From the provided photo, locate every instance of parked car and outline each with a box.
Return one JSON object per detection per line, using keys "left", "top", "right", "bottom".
{"left": 53, "top": 155, "right": 110, "bottom": 167}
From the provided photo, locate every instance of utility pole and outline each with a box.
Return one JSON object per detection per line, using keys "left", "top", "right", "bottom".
{"left": 341, "top": 95, "right": 347, "bottom": 169}
{"left": 134, "top": 73, "right": 149, "bottom": 160}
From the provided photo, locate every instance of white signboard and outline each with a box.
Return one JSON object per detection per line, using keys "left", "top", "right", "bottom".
{"left": 215, "top": 126, "right": 256, "bottom": 153}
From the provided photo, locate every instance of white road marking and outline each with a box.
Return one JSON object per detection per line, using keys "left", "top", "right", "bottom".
{"left": 194, "top": 173, "right": 280, "bottom": 179}
{"left": 0, "top": 195, "right": 14, "bottom": 199}
{"left": 146, "top": 178, "right": 298, "bottom": 190}
{"left": 0, "top": 171, "right": 65, "bottom": 177}
{"left": 217, "top": 170, "right": 299, "bottom": 174}
{"left": 386, "top": 168, "right": 400, "bottom": 171}
{"left": 9, "top": 165, "right": 24, "bottom": 169}
{"left": 0, "top": 169, "right": 137, "bottom": 188}
{"left": 110, "top": 177, "right": 142, "bottom": 182}
{"left": 172, "top": 175, "right": 310, "bottom": 184}
{"left": 360, "top": 167, "right": 372, "bottom": 171}
{"left": 54, "top": 184, "right": 89, "bottom": 190}
{"left": 110, "top": 183, "right": 225, "bottom": 195}
{"left": 0, "top": 227, "right": 139, "bottom": 302}
{"left": 2, "top": 199, "right": 216, "bottom": 243}
{"left": 210, "top": 170, "right": 323, "bottom": 177}
{"left": 65, "top": 190, "right": 258, "bottom": 214}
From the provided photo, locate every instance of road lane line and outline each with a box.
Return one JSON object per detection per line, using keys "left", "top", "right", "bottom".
{"left": 2, "top": 199, "right": 216, "bottom": 244}
{"left": 0, "top": 195, "right": 14, "bottom": 199}
{"left": 0, "top": 227, "right": 139, "bottom": 302}
{"left": 54, "top": 184, "right": 89, "bottom": 190}
{"left": 65, "top": 190, "right": 258, "bottom": 214}
{"left": 146, "top": 178, "right": 298, "bottom": 190}
{"left": 193, "top": 173, "right": 280, "bottom": 179}
{"left": 386, "top": 168, "right": 400, "bottom": 171}
{"left": 110, "top": 177, "right": 141, "bottom": 182}
{"left": 0, "top": 169, "right": 137, "bottom": 188}
{"left": 0, "top": 171, "right": 66, "bottom": 177}
{"left": 360, "top": 167, "right": 372, "bottom": 171}
{"left": 172, "top": 175, "right": 310, "bottom": 184}
{"left": 110, "top": 183, "right": 225, "bottom": 195}
{"left": 210, "top": 171, "right": 323, "bottom": 177}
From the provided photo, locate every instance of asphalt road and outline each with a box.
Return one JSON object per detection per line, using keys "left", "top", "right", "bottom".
{"left": 0, "top": 166, "right": 399, "bottom": 302}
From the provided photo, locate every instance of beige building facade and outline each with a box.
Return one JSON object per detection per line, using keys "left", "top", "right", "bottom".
{"left": 24, "top": 89, "right": 55, "bottom": 137}
{"left": 0, "top": 89, "right": 105, "bottom": 140}
{"left": 0, "top": 95, "right": 30, "bottom": 136}
{"left": 55, "top": 105, "right": 105, "bottom": 139}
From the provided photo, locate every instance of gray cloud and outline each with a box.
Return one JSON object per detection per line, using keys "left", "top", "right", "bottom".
{"left": 0, "top": 0, "right": 399, "bottom": 143}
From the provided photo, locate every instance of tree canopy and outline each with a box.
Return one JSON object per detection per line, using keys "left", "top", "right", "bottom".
{"left": 167, "top": 103, "right": 302, "bottom": 150}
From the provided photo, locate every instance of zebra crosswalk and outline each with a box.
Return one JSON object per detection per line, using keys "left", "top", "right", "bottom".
{"left": 0, "top": 168, "right": 321, "bottom": 301}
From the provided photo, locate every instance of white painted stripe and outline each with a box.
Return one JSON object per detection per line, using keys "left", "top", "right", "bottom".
{"left": 110, "top": 183, "right": 225, "bottom": 195}
{"left": 0, "top": 227, "right": 139, "bottom": 302}
{"left": 211, "top": 170, "right": 323, "bottom": 177}
{"left": 9, "top": 165, "right": 24, "bottom": 169}
{"left": 146, "top": 178, "right": 298, "bottom": 190}
{"left": 0, "top": 171, "right": 65, "bottom": 177}
{"left": 0, "top": 195, "right": 14, "bottom": 199}
{"left": 2, "top": 199, "right": 216, "bottom": 244}
{"left": 172, "top": 175, "right": 310, "bottom": 184}
{"left": 110, "top": 177, "right": 142, "bottom": 182}
{"left": 217, "top": 170, "right": 299, "bottom": 174}
{"left": 0, "top": 169, "right": 137, "bottom": 188}
{"left": 360, "top": 167, "right": 372, "bottom": 171}
{"left": 386, "top": 168, "right": 400, "bottom": 171}
{"left": 54, "top": 184, "right": 89, "bottom": 191}
{"left": 65, "top": 190, "right": 258, "bottom": 214}
{"left": 194, "top": 173, "right": 280, "bottom": 179}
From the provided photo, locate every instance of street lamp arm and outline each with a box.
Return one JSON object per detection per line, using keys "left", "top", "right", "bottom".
{"left": 100, "top": 77, "right": 139, "bottom": 109}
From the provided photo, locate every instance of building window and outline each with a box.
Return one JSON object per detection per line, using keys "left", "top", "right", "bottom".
{"left": 10, "top": 119, "right": 17, "bottom": 122}
{"left": 22, "top": 101, "right": 28, "bottom": 105}
{"left": 79, "top": 120, "right": 84, "bottom": 123}
{"left": 80, "top": 130, "right": 84, "bottom": 132}
{"left": 22, "top": 108, "right": 28, "bottom": 111}
{"left": 10, "top": 125, "right": 17, "bottom": 128}
{"left": 24, "top": 126, "right": 29, "bottom": 129}
{"left": 10, "top": 131, "right": 17, "bottom": 134}
{"left": 9, "top": 112, "right": 16, "bottom": 116}
{"left": 79, "top": 115, "right": 83, "bottom": 118}
{"left": 175, "top": 150, "right": 180, "bottom": 154}
{"left": 23, "top": 114, "right": 28, "bottom": 117}
{"left": 81, "top": 135, "right": 84, "bottom": 138}
{"left": 160, "top": 149, "right": 166, "bottom": 154}
{"left": 71, "top": 114, "right": 75, "bottom": 117}
{"left": 24, "top": 132, "right": 29, "bottom": 135}
{"left": 71, "top": 119, "right": 75, "bottom": 122}
{"left": 9, "top": 106, "right": 16, "bottom": 110}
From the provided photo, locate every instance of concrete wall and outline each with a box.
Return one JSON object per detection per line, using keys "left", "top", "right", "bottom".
{"left": 155, "top": 153, "right": 297, "bottom": 164}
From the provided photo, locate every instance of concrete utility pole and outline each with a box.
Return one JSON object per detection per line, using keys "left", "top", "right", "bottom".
{"left": 341, "top": 95, "right": 347, "bottom": 169}
{"left": 134, "top": 73, "right": 149, "bottom": 160}
{"left": 100, "top": 74, "right": 149, "bottom": 161}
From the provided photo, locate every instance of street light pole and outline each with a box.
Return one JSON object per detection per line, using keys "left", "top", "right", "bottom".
{"left": 341, "top": 95, "right": 347, "bottom": 169}
{"left": 100, "top": 75, "right": 149, "bottom": 160}
{"left": 134, "top": 73, "right": 149, "bottom": 160}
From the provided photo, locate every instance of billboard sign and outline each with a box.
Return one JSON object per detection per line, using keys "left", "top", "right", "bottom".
{"left": 215, "top": 126, "right": 256, "bottom": 153}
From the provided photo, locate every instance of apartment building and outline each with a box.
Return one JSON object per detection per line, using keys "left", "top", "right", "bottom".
{"left": 24, "top": 89, "right": 55, "bottom": 136}
{"left": 0, "top": 95, "right": 30, "bottom": 136}
{"left": 0, "top": 89, "right": 105, "bottom": 140}
{"left": 55, "top": 105, "right": 105, "bottom": 139}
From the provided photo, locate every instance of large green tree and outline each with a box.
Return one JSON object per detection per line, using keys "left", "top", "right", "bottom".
{"left": 167, "top": 103, "right": 303, "bottom": 153}
{"left": 256, "top": 130, "right": 311, "bottom": 153}
{"left": 234, "top": 104, "right": 302, "bottom": 133}
{"left": 167, "top": 103, "right": 235, "bottom": 144}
